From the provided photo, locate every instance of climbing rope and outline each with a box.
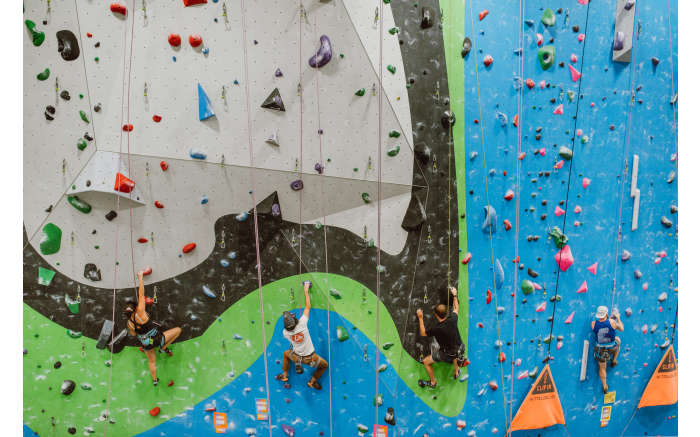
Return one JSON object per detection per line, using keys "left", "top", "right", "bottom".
{"left": 466, "top": 0, "right": 509, "bottom": 429}
{"left": 374, "top": 0, "right": 384, "bottom": 427}
{"left": 546, "top": 0, "right": 592, "bottom": 359}
{"left": 297, "top": 1, "right": 304, "bottom": 287}
{"left": 238, "top": 1, "right": 273, "bottom": 435}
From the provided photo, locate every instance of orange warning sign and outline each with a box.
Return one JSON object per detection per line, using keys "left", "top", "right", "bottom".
{"left": 213, "top": 412, "right": 227, "bottom": 433}
{"left": 373, "top": 424, "right": 388, "bottom": 437}
{"left": 638, "top": 345, "right": 678, "bottom": 408}
{"left": 508, "top": 364, "right": 566, "bottom": 432}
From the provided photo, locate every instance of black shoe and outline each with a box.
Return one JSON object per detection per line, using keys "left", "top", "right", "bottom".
{"left": 603, "top": 384, "right": 608, "bottom": 394}
{"left": 307, "top": 379, "right": 322, "bottom": 390}
{"left": 159, "top": 347, "right": 173, "bottom": 357}
{"left": 418, "top": 379, "right": 436, "bottom": 389}
{"left": 153, "top": 378, "right": 159, "bottom": 386}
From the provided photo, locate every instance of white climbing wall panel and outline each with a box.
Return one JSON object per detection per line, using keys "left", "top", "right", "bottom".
{"left": 24, "top": 0, "right": 416, "bottom": 289}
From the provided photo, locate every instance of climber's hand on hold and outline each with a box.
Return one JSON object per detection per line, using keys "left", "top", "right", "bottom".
{"left": 416, "top": 309, "right": 423, "bottom": 319}
{"left": 450, "top": 287, "right": 458, "bottom": 297}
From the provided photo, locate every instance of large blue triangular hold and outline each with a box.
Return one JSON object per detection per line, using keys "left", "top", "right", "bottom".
{"left": 198, "top": 83, "right": 215, "bottom": 121}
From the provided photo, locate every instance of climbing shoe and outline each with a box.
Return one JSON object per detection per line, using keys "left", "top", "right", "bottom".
{"left": 275, "top": 373, "right": 289, "bottom": 382}
{"left": 453, "top": 369, "right": 461, "bottom": 380}
{"left": 295, "top": 363, "right": 304, "bottom": 374}
{"left": 418, "top": 379, "right": 437, "bottom": 389}
{"left": 603, "top": 384, "right": 608, "bottom": 394}
{"left": 153, "top": 378, "right": 159, "bottom": 386}
{"left": 159, "top": 347, "right": 173, "bottom": 357}
{"left": 610, "top": 360, "right": 618, "bottom": 368}
{"left": 307, "top": 379, "right": 322, "bottom": 390}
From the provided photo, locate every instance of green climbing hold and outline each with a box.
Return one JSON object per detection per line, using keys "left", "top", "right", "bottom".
{"left": 537, "top": 45, "right": 556, "bottom": 70}
{"left": 581, "top": 135, "right": 589, "bottom": 144}
{"left": 543, "top": 334, "right": 554, "bottom": 344}
{"left": 39, "top": 223, "right": 62, "bottom": 255}
{"left": 36, "top": 68, "right": 50, "bottom": 81}
{"left": 64, "top": 294, "right": 80, "bottom": 314}
{"left": 38, "top": 267, "right": 56, "bottom": 286}
{"left": 79, "top": 110, "right": 90, "bottom": 124}
{"left": 362, "top": 192, "right": 371, "bottom": 203}
{"left": 25, "top": 20, "right": 45, "bottom": 46}
{"left": 558, "top": 146, "right": 573, "bottom": 161}
{"left": 357, "top": 424, "right": 369, "bottom": 434}
{"left": 66, "top": 329, "right": 82, "bottom": 339}
{"left": 388, "top": 130, "right": 400, "bottom": 138}
{"left": 329, "top": 288, "right": 341, "bottom": 299}
{"left": 336, "top": 325, "right": 349, "bottom": 341}
{"left": 377, "top": 364, "right": 387, "bottom": 373}
{"left": 388, "top": 27, "right": 399, "bottom": 35}
{"left": 67, "top": 196, "right": 92, "bottom": 214}
{"left": 382, "top": 342, "right": 394, "bottom": 350}
{"left": 387, "top": 64, "right": 396, "bottom": 74}
{"left": 549, "top": 226, "right": 568, "bottom": 248}
{"left": 521, "top": 279, "right": 535, "bottom": 295}
{"left": 387, "top": 146, "right": 400, "bottom": 157}
{"left": 567, "top": 90, "right": 575, "bottom": 102}
{"left": 315, "top": 222, "right": 322, "bottom": 230}
{"left": 374, "top": 393, "right": 384, "bottom": 406}
{"left": 77, "top": 138, "right": 87, "bottom": 151}
{"left": 355, "top": 88, "right": 366, "bottom": 96}
{"left": 383, "top": 0, "right": 391, "bottom": 3}
{"left": 529, "top": 367, "right": 539, "bottom": 378}
{"left": 541, "top": 8, "right": 555, "bottom": 26}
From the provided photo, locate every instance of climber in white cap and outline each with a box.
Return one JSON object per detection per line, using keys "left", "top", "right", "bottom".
{"left": 591, "top": 305, "right": 624, "bottom": 394}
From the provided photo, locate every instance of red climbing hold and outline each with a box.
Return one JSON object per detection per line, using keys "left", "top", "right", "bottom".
{"left": 154, "top": 201, "right": 164, "bottom": 209}
{"left": 512, "top": 114, "right": 519, "bottom": 127}
{"left": 138, "top": 237, "right": 148, "bottom": 244}
{"left": 536, "top": 33, "right": 543, "bottom": 46}
{"left": 153, "top": 115, "right": 162, "bottom": 123}
{"left": 587, "top": 262, "right": 598, "bottom": 275}
{"left": 518, "top": 152, "right": 526, "bottom": 160}
{"left": 183, "top": 0, "right": 207, "bottom": 5}
{"left": 160, "top": 161, "right": 169, "bottom": 171}
{"left": 142, "top": 267, "right": 153, "bottom": 276}
{"left": 488, "top": 381, "right": 498, "bottom": 390}
{"left": 168, "top": 380, "right": 174, "bottom": 387}
{"left": 525, "top": 78, "right": 535, "bottom": 89}
{"left": 498, "top": 351, "right": 506, "bottom": 363}
{"left": 114, "top": 172, "right": 135, "bottom": 193}
{"left": 122, "top": 124, "right": 134, "bottom": 132}
{"left": 110, "top": 3, "right": 127, "bottom": 15}
{"left": 149, "top": 407, "right": 160, "bottom": 417}
{"left": 86, "top": 33, "right": 93, "bottom": 38}
{"left": 479, "top": 10, "right": 489, "bottom": 20}
{"left": 483, "top": 55, "right": 493, "bottom": 67}
{"left": 189, "top": 34, "right": 203, "bottom": 48}
{"left": 504, "top": 189, "right": 514, "bottom": 201}
{"left": 145, "top": 297, "right": 154, "bottom": 305}
{"left": 182, "top": 242, "right": 196, "bottom": 253}
{"left": 168, "top": 34, "right": 181, "bottom": 47}
{"left": 477, "top": 322, "right": 484, "bottom": 328}
{"left": 462, "top": 253, "right": 472, "bottom": 264}
{"left": 503, "top": 219, "right": 512, "bottom": 231}
{"left": 486, "top": 289, "right": 492, "bottom": 304}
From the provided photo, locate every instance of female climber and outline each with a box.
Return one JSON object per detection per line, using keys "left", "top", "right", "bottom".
{"left": 124, "top": 270, "right": 182, "bottom": 386}
{"left": 591, "top": 305, "right": 624, "bottom": 394}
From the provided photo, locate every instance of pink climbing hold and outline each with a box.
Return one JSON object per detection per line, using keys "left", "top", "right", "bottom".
{"left": 578, "top": 0, "right": 589, "bottom": 4}
{"left": 539, "top": 80, "right": 546, "bottom": 89}
{"left": 643, "top": 282, "right": 649, "bottom": 291}
{"left": 578, "top": 34, "right": 586, "bottom": 42}
{"left": 532, "top": 281, "right": 542, "bottom": 291}
{"left": 554, "top": 206, "right": 565, "bottom": 216}
{"left": 555, "top": 245, "right": 574, "bottom": 272}
{"left": 642, "top": 324, "right": 648, "bottom": 334}
{"left": 574, "top": 221, "right": 581, "bottom": 227}
{"left": 657, "top": 250, "right": 667, "bottom": 258}
{"left": 582, "top": 177, "right": 591, "bottom": 188}
{"left": 536, "top": 33, "right": 543, "bottom": 46}
{"left": 576, "top": 129, "right": 583, "bottom": 137}
{"left": 479, "top": 10, "right": 489, "bottom": 21}
{"left": 554, "top": 160, "right": 564, "bottom": 169}
{"left": 556, "top": 341, "right": 563, "bottom": 350}
{"left": 518, "top": 152, "right": 526, "bottom": 160}
{"left": 535, "top": 302, "right": 547, "bottom": 312}
{"left": 654, "top": 257, "right": 661, "bottom": 265}
{"left": 564, "top": 311, "right": 575, "bottom": 324}
{"left": 515, "top": 358, "right": 522, "bottom": 366}
{"left": 588, "top": 262, "right": 598, "bottom": 275}
{"left": 576, "top": 281, "right": 588, "bottom": 294}
{"left": 483, "top": 55, "right": 493, "bottom": 67}
{"left": 574, "top": 205, "right": 582, "bottom": 214}
{"left": 571, "top": 53, "right": 578, "bottom": 63}
{"left": 569, "top": 64, "right": 582, "bottom": 82}
{"left": 518, "top": 370, "right": 528, "bottom": 380}
{"left": 539, "top": 147, "right": 546, "bottom": 156}
{"left": 553, "top": 104, "right": 564, "bottom": 115}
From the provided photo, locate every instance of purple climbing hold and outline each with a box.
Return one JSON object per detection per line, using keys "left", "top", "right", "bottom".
{"left": 314, "top": 163, "right": 324, "bottom": 174}
{"left": 308, "top": 35, "right": 332, "bottom": 68}
{"left": 274, "top": 68, "right": 283, "bottom": 77}
{"left": 290, "top": 179, "right": 304, "bottom": 191}
{"left": 281, "top": 424, "right": 295, "bottom": 437}
{"left": 613, "top": 31, "right": 625, "bottom": 51}
{"left": 271, "top": 203, "right": 281, "bottom": 216}
{"left": 634, "top": 269, "right": 642, "bottom": 279}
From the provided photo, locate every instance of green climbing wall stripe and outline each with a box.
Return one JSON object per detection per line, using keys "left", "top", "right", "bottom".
{"left": 23, "top": 274, "right": 466, "bottom": 437}
{"left": 440, "top": 0, "right": 468, "bottom": 351}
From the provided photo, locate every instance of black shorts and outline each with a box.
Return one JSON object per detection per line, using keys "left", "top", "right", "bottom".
{"left": 430, "top": 340, "right": 465, "bottom": 363}
{"left": 140, "top": 331, "right": 165, "bottom": 351}
{"left": 594, "top": 337, "right": 621, "bottom": 363}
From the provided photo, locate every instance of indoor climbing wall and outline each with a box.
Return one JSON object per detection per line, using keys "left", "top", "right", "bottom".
{"left": 23, "top": 0, "right": 676, "bottom": 436}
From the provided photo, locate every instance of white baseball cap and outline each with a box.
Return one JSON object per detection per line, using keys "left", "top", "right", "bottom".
{"left": 596, "top": 306, "right": 609, "bottom": 319}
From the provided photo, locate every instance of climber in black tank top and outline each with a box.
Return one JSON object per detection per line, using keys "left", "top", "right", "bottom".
{"left": 124, "top": 271, "right": 182, "bottom": 386}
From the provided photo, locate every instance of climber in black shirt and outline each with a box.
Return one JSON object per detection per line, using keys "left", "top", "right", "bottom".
{"left": 416, "top": 286, "right": 465, "bottom": 388}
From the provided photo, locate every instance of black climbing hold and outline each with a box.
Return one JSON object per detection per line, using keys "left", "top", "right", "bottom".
{"left": 441, "top": 110, "right": 455, "bottom": 129}
{"left": 94, "top": 103, "right": 102, "bottom": 112}
{"left": 661, "top": 216, "right": 673, "bottom": 228}
{"left": 461, "top": 37, "right": 472, "bottom": 58}
{"left": 54, "top": 361, "right": 62, "bottom": 369}
{"left": 61, "top": 379, "right": 76, "bottom": 395}
{"left": 651, "top": 57, "right": 660, "bottom": 66}
{"left": 56, "top": 30, "right": 80, "bottom": 61}
{"left": 60, "top": 90, "right": 71, "bottom": 101}
{"left": 670, "top": 205, "right": 678, "bottom": 214}
{"left": 84, "top": 132, "right": 93, "bottom": 141}
{"left": 45, "top": 205, "right": 53, "bottom": 213}
{"left": 527, "top": 268, "right": 538, "bottom": 278}
{"left": 261, "top": 88, "right": 285, "bottom": 111}
{"left": 420, "top": 7, "right": 434, "bottom": 29}
{"left": 96, "top": 320, "right": 114, "bottom": 349}
{"left": 68, "top": 427, "right": 76, "bottom": 435}
{"left": 84, "top": 263, "right": 102, "bottom": 282}
{"left": 384, "top": 406, "right": 396, "bottom": 425}
{"left": 413, "top": 143, "right": 431, "bottom": 166}
{"left": 44, "top": 105, "right": 55, "bottom": 121}
{"left": 401, "top": 192, "right": 427, "bottom": 231}
{"left": 105, "top": 210, "right": 117, "bottom": 221}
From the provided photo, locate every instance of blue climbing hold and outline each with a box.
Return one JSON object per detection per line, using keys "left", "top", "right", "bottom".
{"left": 201, "top": 195, "right": 209, "bottom": 205}
{"left": 220, "top": 259, "right": 229, "bottom": 267}
{"left": 496, "top": 111, "right": 508, "bottom": 127}
{"left": 494, "top": 259, "right": 504, "bottom": 290}
{"left": 227, "top": 251, "right": 237, "bottom": 259}
{"left": 236, "top": 212, "right": 248, "bottom": 222}
{"left": 202, "top": 285, "right": 216, "bottom": 298}
{"left": 198, "top": 83, "right": 215, "bottom": 121}
{"left": 481, "top": 205, "right": 497, "bottom": 234}
{"left": 202, "top": 47, "right": 210, "bottom": 55}
{"left": 189, "top": 149, "right": 207, "bottom": 160}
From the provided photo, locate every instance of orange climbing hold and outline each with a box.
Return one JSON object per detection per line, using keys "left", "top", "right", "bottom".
{"left": 189, "top": 34, "right": 203, "bottom": 48}
{"left": 503, "top": 219, "right": 512, "bottom": 231}
{"left": 183, "top": 0, "right": 207, "bottom": 5}
{"left": 479, "top": 10, "right": 489, "bottom": 20}
{"left": 182, "top": 242, "right": 196, "bottom": 253}
{"left": 145, "top": 297, "right": 154, "bottom": 305}
{"left": 508, "top": 365, "right": 565, "bottom": 433}
{"left": 512, "top": 114, "right": 519, "bottom": 127}
{"left": 498, "top": 351, "right": 506, "bottom": 363}
{"left": 114, "top": 172, "right": 135, "bottom": 193}
{"left": 638, "top": 346, "right": 678, "bottom": 408}
{"left": 504, "top": 189, "right": 514, "bottom": 201}
{"left": 525, "top": 78, "right": 535, "bottom": 89}
{"left": 110, "top": 3, "right": 127, "bottom": 15}
{"left": 149, "top": 407, "right": 160, "bottom": 417}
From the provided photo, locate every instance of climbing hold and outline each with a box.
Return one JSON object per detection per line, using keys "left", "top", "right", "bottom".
{"left": 625, "top": 0, "right": 636, "bottom": 9}
{"left": 554, "top": 206, "right": 565, "bottom": 217}
{"left": 661, "top": 216, "right": 673, "bottom": 228}
{"left": 96, "top": 320, "right": 114, "bottom": 349}
{"left": 114, "top": 172, "right": 135, "bottom": 193}
{"left": 202, "top": 285, "right": 216, "bottom": 298}
{"left": 110, "top": 3, "right": 127, "bottom": 15}
{"left": 79, "top": 110, "right": 90, "bottom": 123}
{"left": 537, "top": 46, "right": 555, "bottom": 70}
{"left": 67, "top": 329, "right": 82, "bottom": 338}
{"left": 149, "top": 407, "right": 161, "bottom": 417}
{"left": 553, "top": 104, "right": 563, "bottom": 115}
{"left": 521, "top": 279, "right": 535, "bottom": 295}
{"left": 183, "top": 0, "right": 207, "bottom": 5}
{"left": 658, "top": 292, "right": 668, "bottom": 302}
{"left": 651, "top": 56, "right": 660, "bottom": 66}
{"left": 198, "top": 83, "right": 215, "bottom": 120}
{"left": 587, "top": 262, "right": 598, "bottom": 275}
{"left": 56, "top": 30, "right": 80, "bottom": 61}
{"left": 39, "top": 223, "right": 62, "bottom": 255}
{"left": 61, "top": 380, "right": 76, "bottom": 395}
{"left": 488, "top": 381, "right": 498, "bottom": 390}
{"left": 613, "top": 32, "right": 625, "bottom": 51}
{"left": 420, "top": 7, "right": 434, "bottom": 28}
{"left": 576, "top": 281, "right": 588, "bottom": 294}
{"left": 280, "top": 424, "right": 295, "bottom": 437}
{"left": 309, "top": 35, "right": 332, "bottom": 68}
{"left": 336, "top": 325, "right": 349, "bottom": 342}
{"left": 387, "top": 146, "right": 400, "bottom": 157}
{"left": 377, "top": 364, "right": 387, "bottom": 373}
{"left": 503, "top": 219, "right": 512, "bottom": 231}
{"left": 44, "top": 105, "right": 55, "bottom": 121}
{"left": 569, "top": 64, "right": 581, "bottom": 82}
{"left": 504, "top": 189, "right": 514, "bottom": 201}
{"left": 462, "top": 253, "right": 472, "bottom": 264}
{"left": 201, "top": 195, "right": 208, "bottom": 205}
{"left": 564, "top": 312, "right": 575, "bottom": 324}
{"left": 189, "top": 34, "right": 203, "bottom": 48}
{"left": 236, "top": 212, "right": 248, "bottom": 222}
{"left": 555, "top": 245, "right": 574, "bottom": 272}
{"left": 541, "top": 8, "right": 555, "bottom": 26}
{"left": 290, "top": 180, "right": 304, "bottom": 191}
{"left": 25, "top": 20, "right": 45, "bottom": 46}
{"left": 168, "top": 34, "right": 181, "bottom": 47}
{"left": 36, "top": 68, "right": 50, "bottom": 81}
{"left": 261, "top": 88, "right": 285, "bottom": 111}
{"left": 481, "top": 205, "right": 497, "bottom": 234}
{"left": 495, "top": 259, "right": 504, "bottom": 290}
{"left": 548, "top": 226, "right": 568, "bottom": 248}
{"left": 154, "top": 201, "right": 164, "bottom": 209}
{"left": 441, "top": 110, "right": 456, "bottom": 128}
{"left": 486, "top": 289, "right": 492, "bottom": 305}
{"left": 483, "top": 55, "right": 493, "bottom": 67}
{"left": 122, "top": 124, "right": 133, "bottom": 132}
{"left": 67, "top": 196, "right": 92, "bottom": 214}
{"left": 574, "top": 205, "right": 582, "bottom": 214}
{"left": 105, "top": 210, "right": 117, "bottom": 221}
{"left": 77, "top": 138, "right": 87, "bottom": 151}
{"left": 535, "top": 302, "right": 547, "bottom": 312}
{"left": 160, "top": 161, "right": 168, "bottom": 171}
{"left": 355, "top": 88, "right": 366, "bottom": 97}
{"left": 189, "top": 149, "right": 207, "bottom": 160}
{"left": 496, "top": 112, "right": 508, "bottom": 127}
{"left": 461, "top": 37, "right": 472, "bottom": 58}
{"left": 182, "top": 242, "right": 196, "bottom": 253}
{"left": 84, "top": 263, "right": 101, "bottom": 281}
{"left": 387, "top": 64, "right": 397, "bottom": 74}
{"left": 362, "top": 192, "right": 371, "bottom": 204}
{"left": 388, "top": 130, "right": 401, "bottom": 138}
{"left": 265, "top": 132, "right": 280, "bottom": 147}
{"left": 582, "top": 177, "right": 591, "bottom": 188}
{"left": 64, "top": 294, "right": 79, "bottom": 314}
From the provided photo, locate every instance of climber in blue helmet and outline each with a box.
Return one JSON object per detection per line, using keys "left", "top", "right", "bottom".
{"left": 416, "top": 286, "right": 466, "bottom": 388}
{"left": 124, "top": 270, "right": 182, "bottom": 386}
{"left": 275, "top": 280, "right": 328, "bottom": 390}
{"left": 592, "top": 305, "right": 624, "bottom": 394}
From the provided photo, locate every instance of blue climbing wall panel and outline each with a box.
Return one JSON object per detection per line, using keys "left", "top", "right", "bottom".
{"left": 462, "top": 0, "right": 677, "bottom": 435}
